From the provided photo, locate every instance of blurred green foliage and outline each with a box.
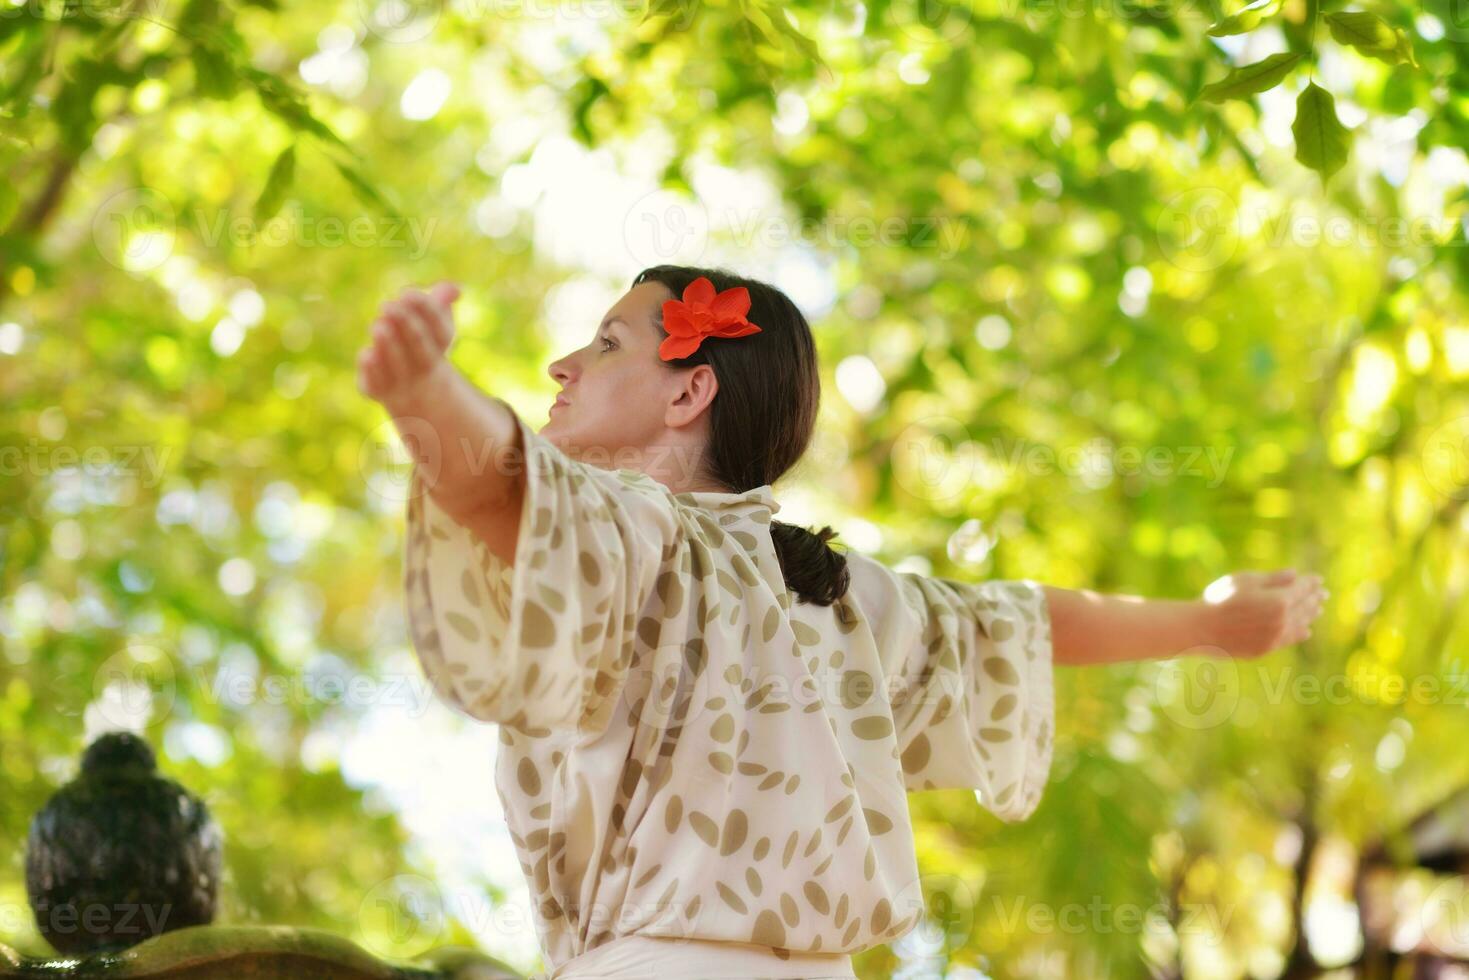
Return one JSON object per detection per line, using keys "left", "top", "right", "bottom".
{"left": 4, "top": 0, "right": 1469, "bottom": 977}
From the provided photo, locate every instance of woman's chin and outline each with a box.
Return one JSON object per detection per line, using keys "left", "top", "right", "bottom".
{"left": 540, "top": 422, "right": 574, "bottom": 454}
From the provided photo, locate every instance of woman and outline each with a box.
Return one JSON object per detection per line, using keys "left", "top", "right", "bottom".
{"left": 357, "top": 266, "right": 1326, "bottom": 979}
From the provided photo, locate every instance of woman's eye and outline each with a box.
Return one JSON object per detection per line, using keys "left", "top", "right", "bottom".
{"left": 599, "top": 336, "right": 615, "bottom": 352}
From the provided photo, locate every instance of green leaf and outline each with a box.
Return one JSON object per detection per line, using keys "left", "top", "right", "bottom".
{"left": 741, "top": 0, "right": 826, "bottom": 72}
{"left": 192, "top": 45, "right": 239, "bottom": 99}
{"left": 570, "top": 75, "right": 610, "bottom": 145}
{"left": 1394, "top": 28, "right": 1418, "bottom": 67}
{"left": 1292, "top": 81, "right": 1351, "bottom": 180}
{"left": 254, "top": 144, "right": 296, "bottom": 222}
{"left": 1323, "top": 12, "right": 1418, "bottom": 67}
{"left": 1207, "top": 0, "right": 1281, "bottom": 37}
{"left": 330, "top": 157, "right": 401, "bottom": 222}
{"left": 240, "top": 65, "right": 352, "bottom": 153}
{"left": 1325, "top": 11, "right": 1398, "bottom": 55}
{"left": 1199, "top": 52, "right": 1304, "bottom": 102}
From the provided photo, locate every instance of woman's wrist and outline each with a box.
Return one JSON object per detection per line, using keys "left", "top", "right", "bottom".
{"left": 1184, "top": 599, "right": 1227, "bottom": 656}
{"left": 391, "top": 364, "right": 521, "bottom": 518}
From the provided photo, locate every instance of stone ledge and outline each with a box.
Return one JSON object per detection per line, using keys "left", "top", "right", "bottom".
{"left": 0, "top": 924, "right": 523, "bottom": 979}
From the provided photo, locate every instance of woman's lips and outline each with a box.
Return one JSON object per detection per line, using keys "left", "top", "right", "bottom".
{"left": 551, "top": 393, "right": 570, "bottom": 412}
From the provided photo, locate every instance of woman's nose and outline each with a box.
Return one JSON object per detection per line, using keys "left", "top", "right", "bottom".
{"left": 548, "top": 354, "right": 576, "bottom": 386}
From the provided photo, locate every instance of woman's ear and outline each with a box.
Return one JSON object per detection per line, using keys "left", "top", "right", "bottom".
{"left": 667, "top": 363, "right": 719, "bottom": 426}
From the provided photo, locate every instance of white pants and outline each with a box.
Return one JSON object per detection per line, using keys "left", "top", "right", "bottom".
{"left": 540, "top": 933, "right": 859, "bottom": 979}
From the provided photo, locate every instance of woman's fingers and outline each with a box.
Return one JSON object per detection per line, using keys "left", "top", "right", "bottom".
{"left": 356, "top": 347, "right": 379, "bottom": 397}
{"left": 428, "top": 280, "right": 460, "bottom": 311}
{"left": 359, "top": 346, "right": 377, "bottom": 381}
{"left": 373, "top": 312, "right": 410, "bottom": 379}
{"left": 401, "top": 289, "right": 453, "bottom": 351}
{"left": 384, "top": 296, "right": 437, "bottom": 371}
{"left": 1289, "top": 581, "right": 1324, "bottom": 643}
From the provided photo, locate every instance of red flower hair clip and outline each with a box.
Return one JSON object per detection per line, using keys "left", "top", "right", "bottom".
{"left": 658, "top": 276, "right": 763, "bottom": 361}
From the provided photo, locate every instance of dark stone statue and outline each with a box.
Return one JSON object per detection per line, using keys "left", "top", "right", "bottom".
{"left": 9, "top": 730, "right": 522, "bottom": 978}
{"left": 25, "top": 730, "right": 222, "bottom": 954}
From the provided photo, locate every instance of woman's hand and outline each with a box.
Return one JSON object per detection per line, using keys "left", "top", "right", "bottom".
{"left": 1200, "top": 569, "right": 1328, "bottom": 659}
{"left": 357, "top": 281, "right": 461, "bottom": 410}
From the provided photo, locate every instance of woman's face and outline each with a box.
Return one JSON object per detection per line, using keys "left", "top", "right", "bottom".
{"left": 541, "top": 281, "right": 718, "bottom": 476}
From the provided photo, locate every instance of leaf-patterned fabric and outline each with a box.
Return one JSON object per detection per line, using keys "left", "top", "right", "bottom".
{"left": 402, "top": 405, "right": 1055, "bottom": 973}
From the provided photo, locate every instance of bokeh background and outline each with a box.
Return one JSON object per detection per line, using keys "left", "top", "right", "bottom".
{"left": 4, "top": 0, "right": 1469, "bottom": 976}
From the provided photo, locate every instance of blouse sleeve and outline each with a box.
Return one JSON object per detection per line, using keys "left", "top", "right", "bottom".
{"left": 401, "top": 401, "right": 680, "bottom": 736}
{"left": 845, "top": 551, "right": 1055, "bottom": 822}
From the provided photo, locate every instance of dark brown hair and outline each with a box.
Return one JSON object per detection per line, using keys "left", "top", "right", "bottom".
{"left": 632, "top": 264, "right": 850, "bottom": 606}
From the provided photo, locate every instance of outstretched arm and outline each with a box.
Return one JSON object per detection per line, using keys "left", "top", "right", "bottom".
{"left": 357, "top": 282, "right": 526, "bottom": 565}
{"left": 1045, "top": 569, "right": 1328, "bottom": 666}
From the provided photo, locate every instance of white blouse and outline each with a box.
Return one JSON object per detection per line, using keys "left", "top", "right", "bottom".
{"left": 402, "top": 402, "right": 1055, "bottom": 973}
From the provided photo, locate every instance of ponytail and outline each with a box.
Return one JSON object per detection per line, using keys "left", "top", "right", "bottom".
{"left": 769, "top": 521, "right": 850, "bottom": 606}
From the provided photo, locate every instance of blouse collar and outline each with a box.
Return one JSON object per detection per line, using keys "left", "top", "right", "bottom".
{"left": 672, "top": 484, "right": 781, "bottom": 517}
